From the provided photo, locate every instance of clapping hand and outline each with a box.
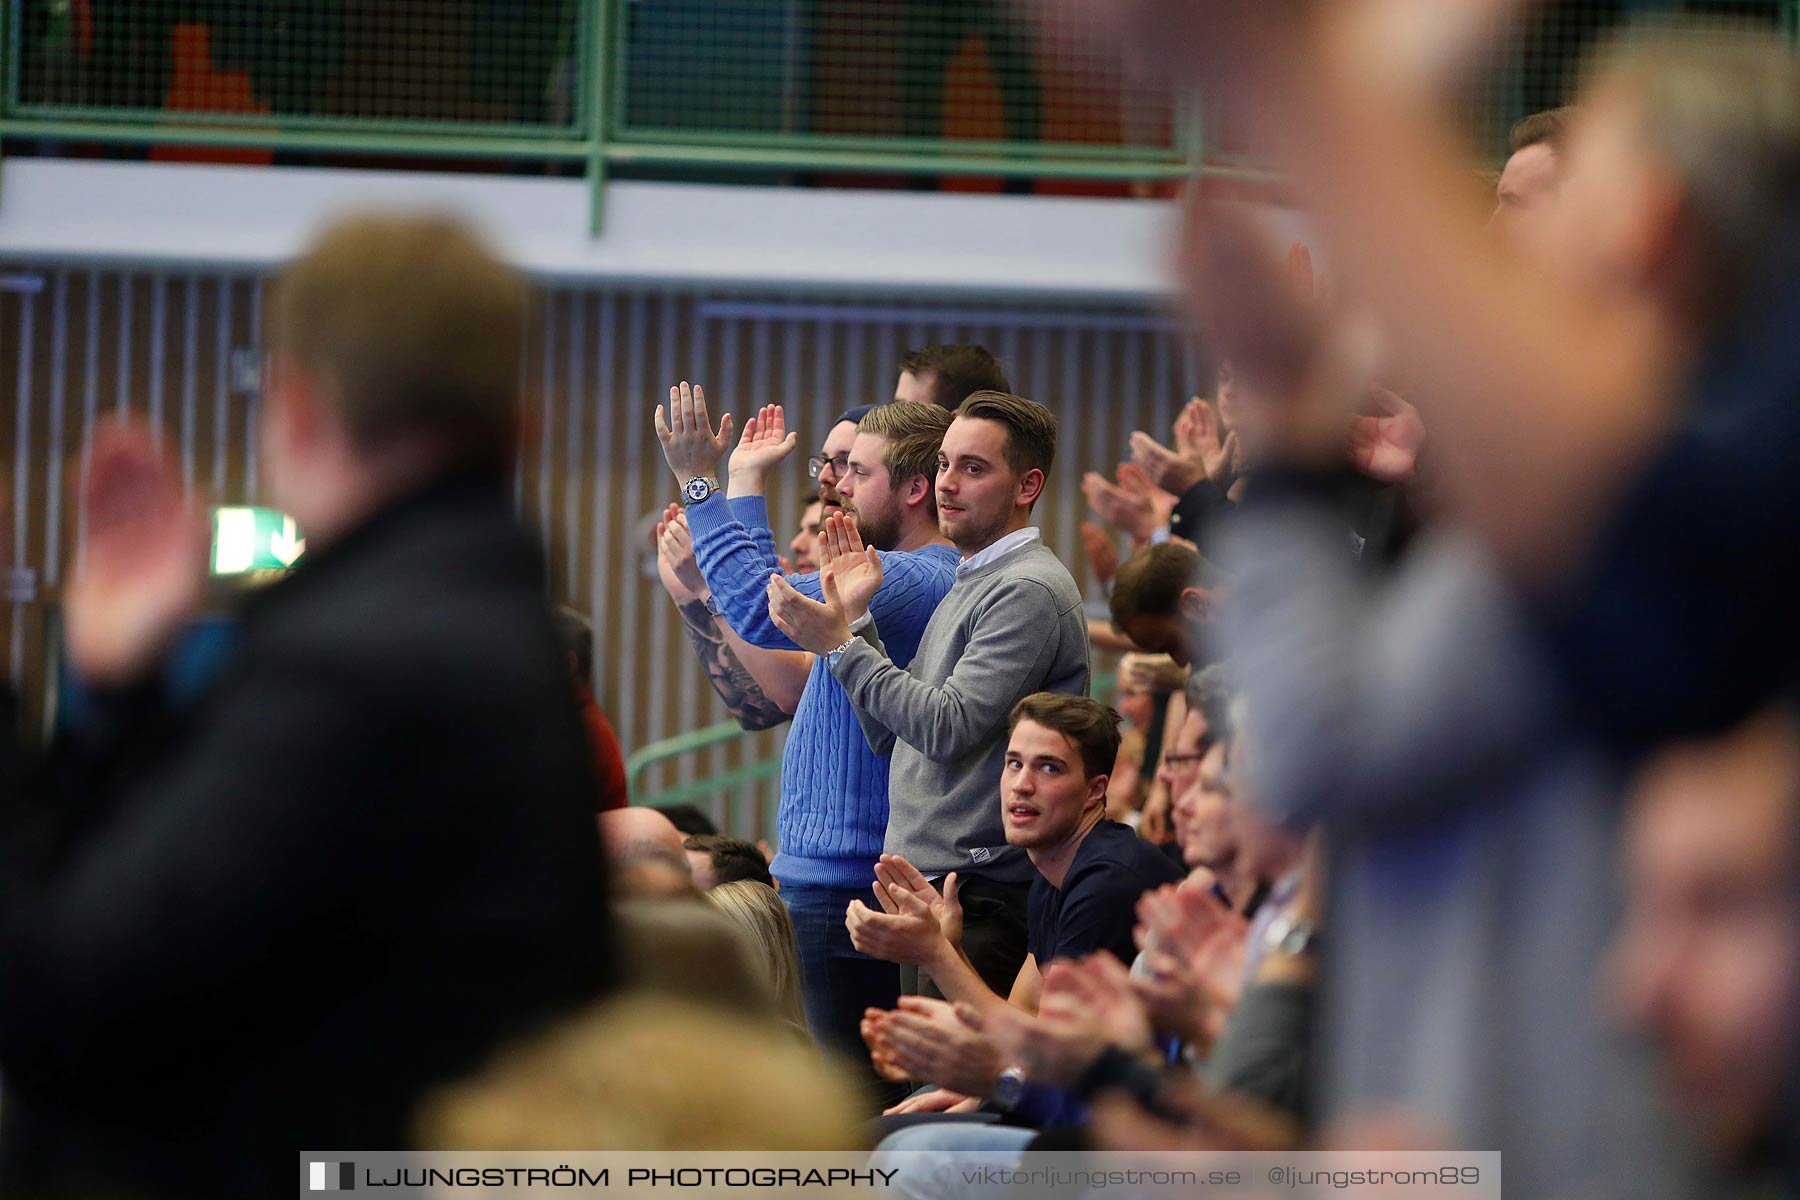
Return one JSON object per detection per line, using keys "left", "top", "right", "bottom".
{"left": 64, "top": 421, "right": 207, "bottom": 686}
{"left": 815, "top": 514, "right": 884, "bottom": 627}
{"left": 1347, "top": 387, "right": 1426, "bottom": 484}
{"left": 653, "top": 504, "right": 708, "bottom": 604}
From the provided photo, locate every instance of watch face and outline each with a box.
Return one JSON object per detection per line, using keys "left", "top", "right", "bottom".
{"left": 684, "top": 477, "right": 712, "bottom": 503}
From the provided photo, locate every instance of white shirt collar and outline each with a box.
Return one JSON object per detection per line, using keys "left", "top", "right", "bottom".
{"left": 957, "top": 526, "right": 1041, "bottom": 577}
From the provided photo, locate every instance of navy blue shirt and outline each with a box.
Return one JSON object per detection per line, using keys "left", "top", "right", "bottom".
{"left": 1027, "top": 819, "right": 1186, "bottom": 968}
{"left": 1538, "top": 251, "right": 1800, "bottom": 751}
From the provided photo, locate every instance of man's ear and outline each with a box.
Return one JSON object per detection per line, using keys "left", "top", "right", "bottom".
{"left": 903, "top": 471, "right": 932, "bottom": 509}
{"left": 1088, "top": 773, "right": 1111, "bottom": 811}
{"left": 1016, "top": 467, "right": 1046, "bottom": 509}
{"left": 1178, "top": 585, "right": 1213, "bottom": 624}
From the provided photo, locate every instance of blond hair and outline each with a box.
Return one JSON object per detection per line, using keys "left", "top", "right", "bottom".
{"left": 706, "top": 881, "right": 809, "bottom": 1035}
{"left": 416, "top": 993, "right": 864, "bottom": 1150}
{"left": 265, "top": 213, "right": 527, "bottom": 468}
{"left": 856, "top": 403, "right": 955, "bottom": 518}
{"left": 1584, "top": 21, "right": 1800, "bottom": 327}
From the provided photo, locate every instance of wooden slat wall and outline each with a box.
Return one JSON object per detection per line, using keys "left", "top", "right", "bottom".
{"left": 0, "top": 267, "right": 1207, "bottom": 839}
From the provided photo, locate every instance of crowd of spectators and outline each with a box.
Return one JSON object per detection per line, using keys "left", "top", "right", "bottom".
{"left": 0, "top": 5, "right": 1798, "bottom": 1199}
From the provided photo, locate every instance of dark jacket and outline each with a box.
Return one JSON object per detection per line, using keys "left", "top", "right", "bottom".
{"left": 0, "top": 474, "right": 614, "bottom": 1200}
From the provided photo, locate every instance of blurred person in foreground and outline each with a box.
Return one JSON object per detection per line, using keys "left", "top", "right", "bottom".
{"left": 0, "top": 214, "right": 613, "bottom": 1200}
{"left": 1090, "top": 10, "right": 1800, "bottom": 1194}
{"left": 1101, "top": 0, "right": 1800, "bottom": 750}
{"left": 420, "top": 994, "right": 862, "bottom": 1152}
{"left": 1609, "top": 704, "right": 1800, "bottom": 1198}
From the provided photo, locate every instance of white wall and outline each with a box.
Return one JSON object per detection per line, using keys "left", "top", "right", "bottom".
{"left": 0, "top": 159, "right": 1186, "bottom": 300}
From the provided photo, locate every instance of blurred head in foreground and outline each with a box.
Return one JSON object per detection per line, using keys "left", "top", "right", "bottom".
{"left": 261, "top": 214, "right": 526, "bottom": 545}
{"left": 417, "top": 993, "right": 861, "bottom": 1150}
{"left": 1609, "top": 703, "right": 1800, "bottom": 1167}
{"left": 1545, "top": 23, "right": 1800, "bottom": 336}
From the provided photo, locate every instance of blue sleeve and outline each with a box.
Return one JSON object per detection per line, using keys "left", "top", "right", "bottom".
{"left": 1538, "top": 386, "right": 1800, "bottom": 750}
{"left": 688, "top": 494, "right": 822, "bottom": 651}
{"left": 1012, "top": 1081, "right": 1088, "bottom": 1129}
{"left": 1534, "top": 261, "right": 1800, "bottom": 751}
{"left": 729, "top": 495, "right": 780, "bottom": 564}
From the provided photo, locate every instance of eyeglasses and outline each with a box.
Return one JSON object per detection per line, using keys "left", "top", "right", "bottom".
{"left": 1160, "top": 751, "right": 1209, "bottom": 770}
{"left": 807, "top": 453, "right": 850, "bottom": 480}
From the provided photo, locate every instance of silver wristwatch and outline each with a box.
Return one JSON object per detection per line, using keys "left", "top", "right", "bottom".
{"left": 992, "top": 1065, "right": 1027, "bottom": 1112}
{"left": 1263, "top": 915, "right": 1319, "bottom": 959}
{"left": 680, "top": 476, "right": 721, "bottom": 507}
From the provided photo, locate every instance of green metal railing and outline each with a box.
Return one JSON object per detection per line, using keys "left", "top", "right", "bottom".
{"left": 3, "top": 2, "right": 1796, "bottom": 231}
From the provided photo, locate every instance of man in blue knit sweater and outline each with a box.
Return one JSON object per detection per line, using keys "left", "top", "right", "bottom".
{"left": 657, "top": 384, "right": 960, "bottom": 1100}
{"left": 770, "top": 392, "right": 1090, "bottom": 1001}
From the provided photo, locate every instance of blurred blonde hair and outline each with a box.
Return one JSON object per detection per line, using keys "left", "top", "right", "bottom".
{"left": 417, "top": 992, "right": 863, "bottom": 1151}
{"left": 705, "top": 881, "right": 809, "bottom": 1036}
{"left": 1584, "top": 20, "right": 1800, "bottom": 327}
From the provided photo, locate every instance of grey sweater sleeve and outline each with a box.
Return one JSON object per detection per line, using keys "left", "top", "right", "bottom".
{"left": 1213, "top": 507, "right": 1557, "bottom": 829}
{"left": 832, "top": 578, "right": 1066, "bottom": 763}
{"left": 1206, "top": 981, "right": 1312, "bottom": 1121}
{"left": 846, "top": 622, "right": 898, "bottom": 757}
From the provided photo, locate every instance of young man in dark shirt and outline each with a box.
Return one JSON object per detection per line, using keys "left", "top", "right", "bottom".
{"left": 849, "top": 692, "right": 1183, "bottom": 1022}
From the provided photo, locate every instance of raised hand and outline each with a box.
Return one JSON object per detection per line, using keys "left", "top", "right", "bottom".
{"left": 728, "top": 403, "right": 800, "bottom": 490}
{"left": 1118, "top": 464, "right": 1178, "bottom": 531}
{"left": 1082, "top": 469, "right": 1157, "bottom": 544}
{"left": 654, "top": 504, "right": 708, "bottom": 604}
{"left": 816, "top": 513, "right": 884, "bottom": 625}
{"left": 765, "top": 572, "right": 851, "bottom": 655}
{"left": 1174, "top": 397, "right": 1240, "bottom": 485}
{"left": 654, "top": 380, "right": 734, "bottom": 484}
{"left": 1129, "top": 429, "right": 1205, "bottom": 495}
{"left": 1346, "top": 387, "right": 1426, "bottom": 484}
{"left": 64, "top": 421, "right": 207, "bottom": 685}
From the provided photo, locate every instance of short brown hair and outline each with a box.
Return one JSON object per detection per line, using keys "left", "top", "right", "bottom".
{"left": 1110, "top": 542, "right": 1218, "bottom": 628}
{"left": 1509, "top": 106, "right": 1577, "bottom": 154}
{"left": 898, "top": 344, "right": 1011, "bottom": 408}
{"left": 1008, "top": 693, "right": 1123, "bottom": 780}
{"left": 857, "top": 403, "right": 955, "bottom": 517}
{"left": 954, "top": 391, "right": 1058, "bottom": 483}
{"left": 265, "top": 213, "right": 527, "bottom": 468}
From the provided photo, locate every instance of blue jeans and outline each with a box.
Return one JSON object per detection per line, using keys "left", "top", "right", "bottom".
{"left": 782, "top": 882, "right": 906, "bottom": 1108}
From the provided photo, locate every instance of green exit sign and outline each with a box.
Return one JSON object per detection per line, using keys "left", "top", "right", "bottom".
{"left": 212, "top": 506, "right": 305, "bottom": 575}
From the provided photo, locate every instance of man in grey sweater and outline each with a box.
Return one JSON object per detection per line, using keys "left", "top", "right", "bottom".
{"left": 769, "top": 392, "right": 1090, "bottom": 997}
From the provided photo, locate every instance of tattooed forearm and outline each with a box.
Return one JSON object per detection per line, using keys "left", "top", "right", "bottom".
{"left": 676, "top": 600, "right": 791, "bottom": 731}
